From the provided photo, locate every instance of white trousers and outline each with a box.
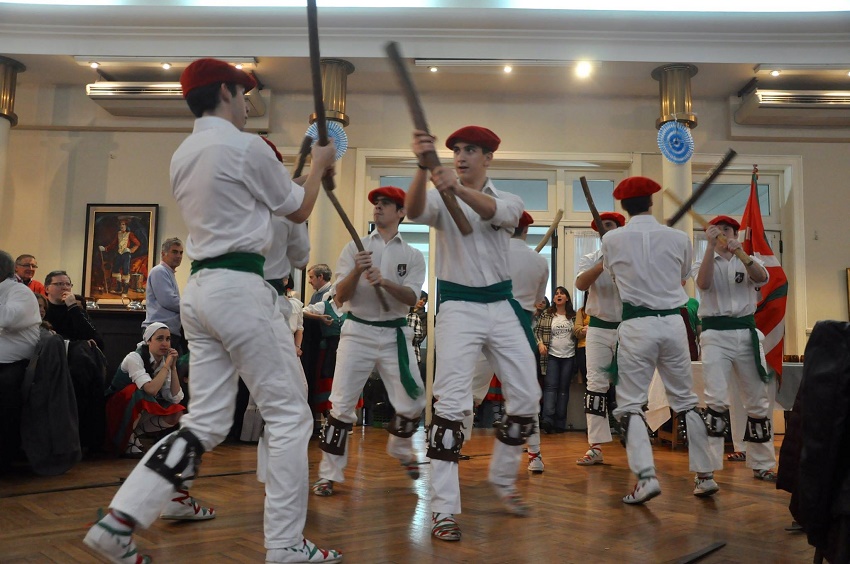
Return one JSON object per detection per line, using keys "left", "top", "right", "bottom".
{"left": 430, "top": 301, "right": 540, "bottom": 515}
{"left": 584, "top": 326, "right": 618, "bottom": 445}
{"left": 317, "top": 319, "right": 426, "bottom": 483}
{"left": 700, "top": 328, "right": 776, "bottom": 471}
{"left": 612, "top": 315, "right": 711, "bottom": 476}
{"left": 110, "top": 270, "right": 311, "bottom": 550}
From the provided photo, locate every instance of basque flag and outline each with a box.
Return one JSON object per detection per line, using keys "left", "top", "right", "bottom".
{"left": 740, "top": 165, "right": 788, "bottom": 378}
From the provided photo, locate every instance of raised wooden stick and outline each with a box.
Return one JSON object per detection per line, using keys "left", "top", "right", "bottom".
{"left": 664, "top": 190, "right": 754, "bottom": 264}
{"left": 534, "top": 209, "right": 563, "bottom": 252}
{"left": 384, "top": 41, "right": 473, "bottom": 236}
{"left": 307, "top": 0, "right": 389, "bottom": 311}
{"left": 580, "top": 176, "right": 608, "bottom": 237}
{"left": 666, "top": 149, "right": 736, "bottom": 228}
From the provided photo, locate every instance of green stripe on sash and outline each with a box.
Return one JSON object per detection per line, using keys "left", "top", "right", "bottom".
{"left": 438, "top": 279, "right": 536, "bottom": 353}
{"left": 589, "top": 317, "right": 620, "bottom": 330}
{"left": 701, "top": 315, "right": 770, "bottom": 383}
{"left": 190, "top": 252, "right": 265, "bottom": 277}
{"left": 345, "top": 313, "right": 422, "bottom": 400}
{"left": 621, "top": 302, "right": 679, "bottom": 321}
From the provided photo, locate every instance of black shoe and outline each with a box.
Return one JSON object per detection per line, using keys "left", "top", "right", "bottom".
{"left": 541, "top": 421, "right": 555, "bottom": 434}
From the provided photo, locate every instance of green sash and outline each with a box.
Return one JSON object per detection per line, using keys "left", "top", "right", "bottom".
{"left": 190, "top": 252, "right": 265, "bottom": 277}
{"left": 589, "top": 317, "right": 620, "bottom": 330}
{"left": 345, "top": 313, "right": 421, "bottom": 400}
{"left": 438, "top": 279, "right": 536, "bottom": 353}
{"left": 701, "top": 315, "right": 770, "bottom": 383}
{"left": 621, "top": 302, "right": 679, "bottom": 321}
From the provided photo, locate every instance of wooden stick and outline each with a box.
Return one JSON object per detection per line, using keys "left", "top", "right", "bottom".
{"left": 534, "top": 209, "right": 563, "bottom": 252}
{"left": 384, "top": 41, "right": 473, "bottom": 236}
{"left": 580, "top": 176, "right": 608, "bottom": 237}
{"left": 664, "top": 190, "right": 753, "bottom": 264}
{"left": 307, "top": 0, "right": 389, "bottom": 311}
{"left": 666, "top": 149, "right": 736, "bottom": 228}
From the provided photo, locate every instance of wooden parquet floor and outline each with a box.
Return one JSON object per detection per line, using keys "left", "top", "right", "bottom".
{"left": 0, "top": 428, "right": 811, "bottom": 563}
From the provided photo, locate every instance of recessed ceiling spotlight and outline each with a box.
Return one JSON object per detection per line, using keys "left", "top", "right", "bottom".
{"left": 770, "top": 70, "right": 781, "bottom": 77}
{"left": 576, "top": 61, "right": 592, "bottom": 78}
{"left": 235, "top": 63, "right": 243, "bottom": 70}
{"left": 429, "top": 66, "right": 438, "bottom": 73}
{"left": 161, "top": 63, "right": 171, "bottom": 70}
{"left": 90, "top": 62, "right": 99, "bottom": 69}
{"left": 504, "top": 65, "right": 512, "bottom": 74}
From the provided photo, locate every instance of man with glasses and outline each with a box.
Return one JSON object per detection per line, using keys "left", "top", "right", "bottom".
{"left": 43, "top": 271, "right": 103, "bottom": 349}
{"left": 14, "top": 255, "right": 45, "bottom": 295}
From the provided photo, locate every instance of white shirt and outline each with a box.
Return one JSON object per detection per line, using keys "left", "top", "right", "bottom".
{"left": 508, "top": 238, "right": 548, "bottom": 312}
{"left": 692, "top": 253, "right": 769, "bottom": 318}
{"left": 171, "top": 117, "right": 305, "bottom": 261}
{"left": 0, "top": 278, "right": 41, "bottom": 363}
{"left": 548, "top": 314, "right": 576, "bottom": 358}
{"left": 601, "top": 215, "right": 691, "bottom": 310}
{"left": 577, "top": 249, "right": 622, "bottom": 322}
{"left": 120, "top": 349, "right": 184, "bottom": 404}
{"left": 264, "top": 216, "right": 310, "bottom": 280}
{"left": 334, "top": 230, "right": 426, "bottom": 321}
{"left": 287, "top": 297, "right": 304, "bottom": 334}
{"left": 409, "top": 178, "right": 523, "bottom": 287}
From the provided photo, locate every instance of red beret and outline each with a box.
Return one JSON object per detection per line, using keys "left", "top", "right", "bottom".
{"left": 181, "top": 58, "right": 257, "bottom": 98}
{"left": 613, "top": 176, "right": 661, "bottom": 200}
{"left": 445, "top": 126, "right": 501, "bottom": 152}
{"left": 709, "top": 215, "right": 740, "bottom": 231}
{"left": 368, "top": 186, "right": 406, "bottom": 208}
{"left": 517, "top": 211, "right": 534, "bottom": 230}
{"left": 260, "top": 137, "right": 283, "bottom": 163}
{"left": 591, "top": 212, "right": 626, "bottom": 232}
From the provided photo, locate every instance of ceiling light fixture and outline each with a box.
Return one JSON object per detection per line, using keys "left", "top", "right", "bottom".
{"left": 504, "top": 65, "right": 512, "bottom": 73}
{"left": 161, "top": 63, "right": 171, "bottom": 70}
{"left": 754, "top": 64, "right": 849, "bottom": 78}
{"left": 576, "top": 61, "right": 592, "bottom": 78}
{"left": 770, "top": 69, "right": 781, "bottom": 77}
{"left": 74, "top": 56, "right": 257, "bottom": 70}
{"left": 429, "top": 66, "right": 438, "bottom": 73}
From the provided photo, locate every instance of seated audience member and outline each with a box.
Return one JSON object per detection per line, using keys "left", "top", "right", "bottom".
{"left": 43, "top": 271, "right": 104, "bottom": 349}
{"left": 0, "top": 250, "right": 42, "bottom": 471}
{"left": 43, "top": 270, "right": 108, "bottom": 453}
{"left": 14, "top": 254, "right": 45, "bottom": 296}
{"left": 34, "top": 293, "right": 51, "bottom": 329}
{"left": 104, "top": 322, "right": 185, "bottom": 457}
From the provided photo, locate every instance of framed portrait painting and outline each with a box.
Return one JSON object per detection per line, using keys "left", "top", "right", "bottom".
{"left": 82, "top": 204, "right": 158, "bottom": 301}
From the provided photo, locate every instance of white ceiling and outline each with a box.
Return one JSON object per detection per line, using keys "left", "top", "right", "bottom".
{"left": 1, "top": 5, "right": 849, "bottom": 101}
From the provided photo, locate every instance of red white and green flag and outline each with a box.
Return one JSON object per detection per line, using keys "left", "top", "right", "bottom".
{"left": 739, "top": 165, "right": 788, "bottom": 378}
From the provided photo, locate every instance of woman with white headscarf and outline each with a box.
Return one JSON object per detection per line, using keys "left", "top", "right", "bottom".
{"left": 104, "top": 322, "right": 185, "bottom": 457}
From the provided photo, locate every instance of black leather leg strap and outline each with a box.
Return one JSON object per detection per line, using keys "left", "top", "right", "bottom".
{"left": 426, "top": 414, "right": 464, "bottom": 462}
{"left": 495, "top": 414, "right": 536, "bottom": 446}
{"left": 744, "top": 416, "right": 772, "bottom": 443}
{"left": 144, "top": 428, "right": 205, "bottom": 489}
{"left": 318, "top": 414, "right": 353, "bottom": 455}
{"left": 387, "top": 412, "right": 421, "bottom": 438}
{"left": 701, "top": 407, "right": 730, "bottom": 437}
{"left": 584, "top": 391, "right": 608, "bottom": 417}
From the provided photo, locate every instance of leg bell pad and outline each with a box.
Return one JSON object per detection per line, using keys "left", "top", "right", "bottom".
{"left": 584, "top": 391, "right": 608, "bottom": 417}
{"left": 701, "top": 407, "right": 730, "bottom": 438}
{"left": 144, "top": 428, "right": 205, "bottom": 490}
{"left": 496, "top": 414, "right": 536, "bottom": 446}
{"left": 426, "top": 414, "right": 465, "bottom": 462}
{"left": 744, "top": 416, "right": 772, "bottom": 443}
{"left": 387, "top": 412, "right": 421, "bottom": 438}
{"left": 318, "top": 414, "right": 353, "bottom": 456}
{"left": 619, "top": 411, "right": 649, "bottom": 448}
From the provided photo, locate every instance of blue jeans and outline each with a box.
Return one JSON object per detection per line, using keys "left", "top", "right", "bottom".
{"left": 542, "top": 355, "right": 575, "bottom": 430}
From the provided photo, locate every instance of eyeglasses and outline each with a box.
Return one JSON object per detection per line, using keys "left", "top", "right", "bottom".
{"left": 50, "top": 282, "right": 73, "bottom": 288}
{"left": 16, "top": 263, "right": 38, "bottom": 269}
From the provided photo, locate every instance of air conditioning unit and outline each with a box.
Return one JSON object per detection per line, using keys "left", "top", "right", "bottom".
{"left": 735, "top": 89, "right": 850, "bottom": 127}
{"left": 86, "top": 82, "right": 266, "bottom": 118}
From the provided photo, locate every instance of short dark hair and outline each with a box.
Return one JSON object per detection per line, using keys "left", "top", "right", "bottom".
{"left": 309, "top": 264, "right": 332, "bottom": 282}
{"left": 0, "top": 250, "right": 14, "bottom": 280}
{"left": 621, "top": 195, "right": 652, "bottom": 216}
{"left": 185, "top": 82, "right": 237, "bottom": 118}
{"left": 44, "top": 270, "right": 69, "bottom": 287}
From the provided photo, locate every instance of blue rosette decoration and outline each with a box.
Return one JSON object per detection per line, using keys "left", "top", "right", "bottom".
{"left": 657, "top": 121, "right": 694, "bottom": 165}
{"left": 306, "top": 120, "right": 348, "bottom": 161}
